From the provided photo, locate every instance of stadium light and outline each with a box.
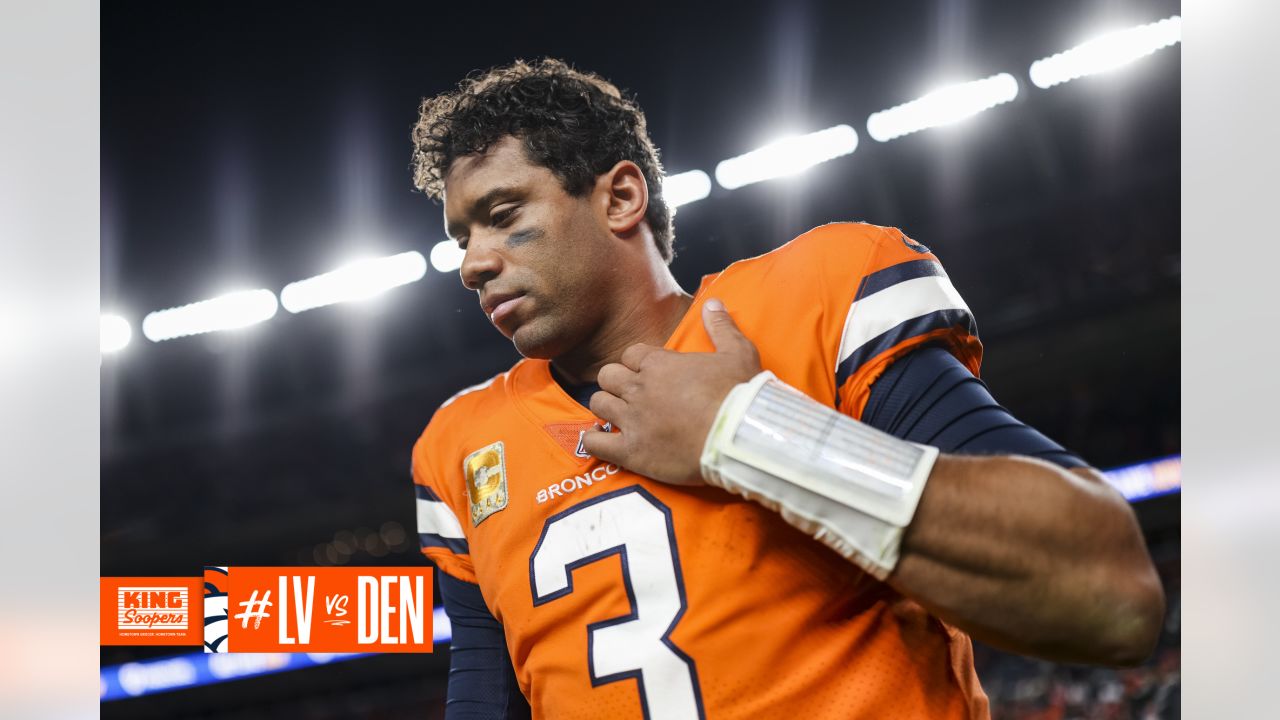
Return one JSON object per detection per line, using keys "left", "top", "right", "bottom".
{"left": 1029, "top": 16, "right": 1181, "bottom": 89}
{"left": 429, "top": 240, "right": 465, "bottom": 273}
{"left": 280, "top": 251, "right": 427, "bottom": 313}
{"left": 663, "top": 170, "right": 712, "bottom": 207}
{"left": 142, "top": 289, "right": 279, "bottom": 342}
{"left": 100, "top": 314, "right": 132, "bottom": 353}
{"left": 866, "top": 73, "right": 1020, "bottom": 142}
{"left": 714, "top": 125, "right": 859, "bottom": 190}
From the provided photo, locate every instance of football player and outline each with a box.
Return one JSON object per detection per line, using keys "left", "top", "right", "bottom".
{"left": 408, "top": 59, "right": 1164, "bottom": 719}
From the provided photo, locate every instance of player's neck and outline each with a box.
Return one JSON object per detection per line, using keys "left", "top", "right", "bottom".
{"left": 551, "top": 276, "right": 692, "bottom": 387}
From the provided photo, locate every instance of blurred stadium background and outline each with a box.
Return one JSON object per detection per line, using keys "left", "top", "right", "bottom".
{"left": 100, "top": 1, "right": 1181, "bottom": 717}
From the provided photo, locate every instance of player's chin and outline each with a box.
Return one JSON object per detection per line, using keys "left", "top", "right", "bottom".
{"left": 510, "top": 320, "right": 571, "bottom": 360}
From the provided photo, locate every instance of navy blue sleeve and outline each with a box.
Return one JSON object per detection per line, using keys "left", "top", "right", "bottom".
{"left": 438, "top": 573, "right": 531, "bottom": 720}
{"left": 862, "top": 345, "right": 1087, "bottom": 469}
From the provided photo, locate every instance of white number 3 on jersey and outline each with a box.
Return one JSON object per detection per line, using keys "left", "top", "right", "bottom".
{"left": 530, "top": 486, "right": 705, "bottom": 720}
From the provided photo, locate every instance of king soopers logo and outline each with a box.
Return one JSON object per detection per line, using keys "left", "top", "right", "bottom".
{"left": 118, "top": 587, "right": 189, "bottom": 630}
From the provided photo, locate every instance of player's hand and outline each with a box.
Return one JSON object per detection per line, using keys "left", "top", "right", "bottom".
{"left": 582, "top": 298, "right": 762, "bottom": 485}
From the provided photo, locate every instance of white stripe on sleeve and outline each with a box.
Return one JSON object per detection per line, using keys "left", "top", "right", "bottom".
{"left": 837, "top": 275, "right": 971, "bottom": 366}
{"left": 417, "top": 497, "right": 466, "bottom": 539}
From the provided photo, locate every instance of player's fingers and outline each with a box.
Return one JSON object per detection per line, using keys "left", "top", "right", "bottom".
{"left": 702, "top": 298, "right": 754, "bottom": 356}
{"left": 596, "top": 362, "right": 638, "bottom": 396}
{"left": 580, "top": 426, "right": 627, "bottom": 465}
{"left": 619, "top": 343, "right": 660, "bottom": 371}
{"left": 588, "top": 390, "right": 627, "bottom": 426}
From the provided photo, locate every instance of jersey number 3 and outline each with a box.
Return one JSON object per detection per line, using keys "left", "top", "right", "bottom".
{"left": 530, "top": 486, "right": 706, "bottom": 720}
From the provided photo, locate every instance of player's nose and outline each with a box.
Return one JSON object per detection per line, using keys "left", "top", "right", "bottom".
{"left": 460, "top": 240, "right": 503, "bottom": 292}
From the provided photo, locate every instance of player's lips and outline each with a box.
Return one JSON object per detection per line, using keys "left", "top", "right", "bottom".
{"left": 481, "top": 291, "right": 526, "bottom": 327}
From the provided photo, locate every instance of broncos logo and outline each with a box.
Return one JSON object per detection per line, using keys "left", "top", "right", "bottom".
{"left": 203, "top": 566, "right": 229, "bottom": 653}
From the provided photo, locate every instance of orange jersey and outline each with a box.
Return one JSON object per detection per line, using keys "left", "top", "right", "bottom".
{"left": 413, "top": 222, "right": 988, "bottom": 719}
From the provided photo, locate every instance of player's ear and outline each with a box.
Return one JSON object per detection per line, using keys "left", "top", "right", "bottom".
{"left": 596, "top": 160, "right": 649, "bottom": 237}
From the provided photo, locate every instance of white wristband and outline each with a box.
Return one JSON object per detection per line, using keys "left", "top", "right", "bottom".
{"left": 700, "top": 371, "right": 938, "bottom": 579}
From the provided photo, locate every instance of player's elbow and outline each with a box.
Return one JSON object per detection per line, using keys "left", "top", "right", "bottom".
{"left": 1092, "top": 559, "right": 1166, "bottom": 667}
{"left": 1070, "top": 474, "right": 1166, "bottom": 666}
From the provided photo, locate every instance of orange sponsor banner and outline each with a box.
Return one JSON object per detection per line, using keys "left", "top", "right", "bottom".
{"left": 208, "top": 567, "right": 434, "bottom": 653}
{"left": 100, "top": 577, "right": 203, "bottom": 646}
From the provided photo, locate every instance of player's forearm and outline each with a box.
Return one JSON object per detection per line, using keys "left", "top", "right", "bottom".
{"left": 889, "top": 454, "right": 1165, "bottom": 666}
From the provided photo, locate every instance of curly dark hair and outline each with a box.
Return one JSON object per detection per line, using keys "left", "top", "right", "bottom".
{"left": 411, "top": 58, "right": 674, "bottom": 263}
